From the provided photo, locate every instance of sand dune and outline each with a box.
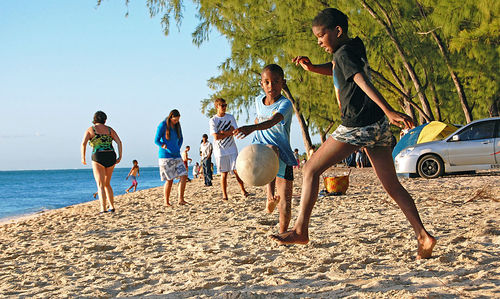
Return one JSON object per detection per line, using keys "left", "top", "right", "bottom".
{"left": 1, "top": 168, "right": 499, "bottom": 298}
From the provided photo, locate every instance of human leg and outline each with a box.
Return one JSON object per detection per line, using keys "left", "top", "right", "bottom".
{"left": 232, "top": 170, "right": 249, "bottom": 197}
{"left": 265, "top": 178, "right": 278, "bottom": 213}
{"left": 270, "top": 137, "right": 357, "bottom": 244}
{"left": 163, "top": 180, "right": 173, "bottom": 206}
{"left": 92, "top": 162, "right": 107, "bottom": 212}
{"left": 365, "top": 146, "right": 436, "bottom": 259}
{"left": 178, "top": 175, "right": 188, "bottom": 205}
{"left": 203, "top": 159, "right": 212, "bottom": 186}
{"left": 103, "top": 165, "right": 116, "bottom": 210}
{"left": 221, "top": 171, "right": 229, "bottom": 200}
{"left": 276, "top": 177, "right": 293, "bottom": 234}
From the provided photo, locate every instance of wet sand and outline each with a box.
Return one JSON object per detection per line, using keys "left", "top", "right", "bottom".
{"left": 1, "top": 168, "right": 499, "bottom": 298}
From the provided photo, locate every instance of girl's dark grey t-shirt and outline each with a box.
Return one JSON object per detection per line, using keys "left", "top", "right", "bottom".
{"left": 333, "top": 37, "right": 385, "bottom": 127}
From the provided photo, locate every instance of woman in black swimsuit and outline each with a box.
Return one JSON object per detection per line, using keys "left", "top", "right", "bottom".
{"left": 81, "top": 111, "right": 123, "bottom": 213}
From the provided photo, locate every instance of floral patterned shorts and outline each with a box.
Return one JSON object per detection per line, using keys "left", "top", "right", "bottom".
{"left": 159, "top": 158, "right": 188, "bottom": 181}
{"left": 331, "top": 116, "right": 393, "bottom": 148}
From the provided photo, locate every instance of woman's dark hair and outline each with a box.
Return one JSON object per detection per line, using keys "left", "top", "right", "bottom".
{"left": 313, "top": 8, "right": 348, "bottom": 34}
{"left": 165, "top": 109, "right": 182, "bottom": 140}
{"left": 93, "top": 111, "right": 107, "bottom": 124}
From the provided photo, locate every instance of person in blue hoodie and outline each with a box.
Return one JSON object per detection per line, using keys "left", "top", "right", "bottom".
{"left": 155, "top": 109, "right": 188, "bottom": 207}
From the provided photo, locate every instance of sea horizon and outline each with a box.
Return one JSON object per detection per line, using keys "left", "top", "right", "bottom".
{"left": 0, "top": 165, "right": 213, "bottom": 221}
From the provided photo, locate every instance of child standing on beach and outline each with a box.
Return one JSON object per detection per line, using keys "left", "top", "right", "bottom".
{"left": 155, "top": 109, "right": 188, "bottom": 207}
{"left": 234, "top": 64, "right": 298, "bottom": 234}
{"left": 125, "top": 160, "right": 140, "bottom": 193}
{"left": 209, "top": 98, "right": 249, "bottom": 201}
{"left": 270, "top": 8, "right": 436, "bottom": 260}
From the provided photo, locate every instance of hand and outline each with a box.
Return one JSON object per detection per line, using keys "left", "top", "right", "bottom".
{"left": 386, "top": 110, "right": 414, "bottom": 129}
{"left": 81, "top": 158, "right": 86, "bottom": 165}
{"left": 233, "top": 125, "right": 255, "bottom": 139}
{"left": 161, "top": 145, "right": 167, "bottom": 150}
{"left": 292, "top": 56, "right": 313, "bottom": 71}
{"left": 116, "top": 157, "right": 122, "bottom": 164}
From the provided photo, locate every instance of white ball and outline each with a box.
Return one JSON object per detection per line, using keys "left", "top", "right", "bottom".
{"left": 236, "top": 144, "right": 279, "bottom": 186}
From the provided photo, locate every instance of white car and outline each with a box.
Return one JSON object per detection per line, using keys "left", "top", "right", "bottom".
{"left": 394, "top": 117, "right": 500, "bottom": 178}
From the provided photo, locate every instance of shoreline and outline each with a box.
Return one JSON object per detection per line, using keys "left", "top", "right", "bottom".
{"left": 1, "top": 168, "right": 499, "bottom": 297}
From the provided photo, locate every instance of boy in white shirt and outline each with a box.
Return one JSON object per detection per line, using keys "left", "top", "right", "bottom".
{"left": 209, "top": 98, "right": 249, "bottom": 200}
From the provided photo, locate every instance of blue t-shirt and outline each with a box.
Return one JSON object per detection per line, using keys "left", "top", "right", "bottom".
{"left": 154, "top": 121, "right": 183, "bottom": 159}
{"left": 252, "top": 95, "right": 298, "bottom": 166}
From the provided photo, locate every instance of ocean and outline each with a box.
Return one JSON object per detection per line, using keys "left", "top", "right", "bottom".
{"left": 0, "top": 166, "right": 202, "bottom": 220}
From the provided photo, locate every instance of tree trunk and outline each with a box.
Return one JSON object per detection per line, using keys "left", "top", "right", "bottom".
{"left": 416, "top": 0, "right": 473, "bottom": 123}
{"left": 428, "top": 82, "right": 442, "bottom": 121}
{"left": 362, "top": 0, "right": 434, "bottom": 121}
{"left": 282, "top": 85, "right": 313, "bottom": 153}
{"left": 320, "top": 121, "right": 336, "bottom": 143}
{"left": 489, "top": 98, "right": 500, "bottom": 117}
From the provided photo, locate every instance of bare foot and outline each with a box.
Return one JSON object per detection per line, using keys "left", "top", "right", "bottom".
{"left": 126, "top": 190, "right": 129, "bottom": 193}
{"left": 243, "top": 191, "right": 250, "bottom": 198}
{"left": 178, "top": 200, "right": 188, "bottom": 205}
{"left": 266, "top": 195, "right": 280, "bottom": 214}
{"left": 222, "top": 198, "right": 228, "bottom": 201}
{"left": 417, "top": 234, "right": 437, "bottom": 260}
{"left": 165, "top": 202, "right": 172, "bottom": 207}
{"left": 269, "top": 229, "right": 309, "bottom": 245}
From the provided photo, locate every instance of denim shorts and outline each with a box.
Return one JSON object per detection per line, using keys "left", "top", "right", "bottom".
{"left": 277, "top": 158, "right": 294, "bottom": 181}
{"left": 331, "top": 117, "right": 393, "bottom": 148}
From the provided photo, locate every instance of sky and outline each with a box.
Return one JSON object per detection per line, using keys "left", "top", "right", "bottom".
{"left": 0, "top": 1, "right": 318, "bottom": 171}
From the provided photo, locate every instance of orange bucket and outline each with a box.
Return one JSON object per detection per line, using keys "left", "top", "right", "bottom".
{"left": 323, "top": 175, "right": 349, "bottom": 194}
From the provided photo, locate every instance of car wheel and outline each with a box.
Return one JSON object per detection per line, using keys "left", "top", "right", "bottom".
{"left": 417, "top": 154, "right": 444, "bottom": 179}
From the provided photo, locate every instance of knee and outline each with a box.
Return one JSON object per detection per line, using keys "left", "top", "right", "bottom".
{"left": 302, "top": 161, "right": 319, "bottom": 177}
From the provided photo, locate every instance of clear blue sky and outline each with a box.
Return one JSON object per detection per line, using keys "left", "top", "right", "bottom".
{"left": 0, "top": 1, "right": 316, "bottom": 171}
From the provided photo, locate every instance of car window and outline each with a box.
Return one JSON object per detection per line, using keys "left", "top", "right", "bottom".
{"left": 496, "top": 120, "right": 500, "bottom": 138}
{"left": 456, "top": 121, "right": 495, "bottom": 141}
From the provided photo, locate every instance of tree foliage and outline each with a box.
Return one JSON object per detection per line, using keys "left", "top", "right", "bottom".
{"left": 105, "top": 0, "right": 499, "bottom": 146}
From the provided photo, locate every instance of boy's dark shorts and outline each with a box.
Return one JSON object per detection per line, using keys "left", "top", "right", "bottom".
{"left": 277, "top": 158, "right": 294, "bottom": 181}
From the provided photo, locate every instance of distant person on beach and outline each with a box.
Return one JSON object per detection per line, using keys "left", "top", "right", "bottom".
{"left": 234, "top": 64, "right": 298, "bottom": 235}
{"left": 293, "top": 148, "right": 300, "bottom": 169}
{"left": 154, "top": 109, "right": 188, "bottom": 207}
{"left": 271, "top": 8, "right": 436, "bottom": 260}
{"left": 355, "top": 148, "right": 365, "bottom": 168}
{"left": 209, "top": 98, "right": 249, "bottom": 201}
{"left": 307, "top": 145, "right": 316, "bottom": 160}
{"left": 200, "top": 134, "right": 213, "bottom": 186}
{"left": 125, "top": 160, "right": 140, "bottom": 193}
{"left": 192, "top": 162, "right": 200, "bottom": 179}
{"left": 81, "top": 111, "right": 122, "bottom": 213}
{"left": 182, "top": 146, "right": 192, "bottom": 182}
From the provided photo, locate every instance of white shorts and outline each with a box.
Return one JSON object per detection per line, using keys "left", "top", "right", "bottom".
{"left": 159, "top": 158, "right": 188, "bottom": 181}
{"left": 215, "top": 153, "right": 237, "bottom": 173}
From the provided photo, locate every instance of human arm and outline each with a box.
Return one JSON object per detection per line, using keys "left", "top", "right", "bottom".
{"left": 154, "top": 122, "right": 168, "bottom": 149}
{"left": 212, "top": 126, "right": 235, "bottom": 140}
{"left": 292, "top": 56, "right": 333, "bottom": 76}
{"left": 233, "top": 113, "right": 284, "bottom": 139}
{"left": 110, "top": 127, "right": 122, "bottom": 164}
{"left": 353, "top": 72, "right": 414, "bottom": 129}
{"left": 80, "top": 128, "right": 91, "bottom": 165}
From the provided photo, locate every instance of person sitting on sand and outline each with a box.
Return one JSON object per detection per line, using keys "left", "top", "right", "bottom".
{"left": 234, "top": 64, "right": 298, "bottom": 235}
{"left": 270, "top": 8, "right": 436, "bottom": 260}
{"left": 209, "top": 98, "right": 249, "bottom": 201}
{"left": 126, "top": 160, "right": 140, "bottom": 193}
{"left": 154, "top": 109, "right": 188, "bottom": 207}
{"left": 81, "top": 111, "right": 122, "bottom": 213}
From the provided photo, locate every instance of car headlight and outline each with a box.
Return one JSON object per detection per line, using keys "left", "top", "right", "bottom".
{"left": 398, "top": 147, "right": 415, "bottom": 158}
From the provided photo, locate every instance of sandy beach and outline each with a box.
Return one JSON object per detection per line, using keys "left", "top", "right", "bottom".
{"left": 1, "top": 167, "right": 499, "bottom": 298}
